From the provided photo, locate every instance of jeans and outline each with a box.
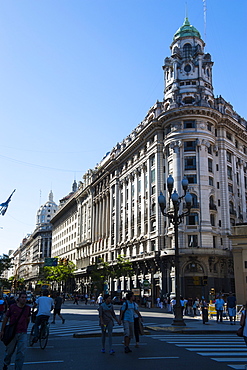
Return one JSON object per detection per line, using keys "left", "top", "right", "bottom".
{"left": 101, "top": 322, "right": 113, "bottom": 350}
{"left": 216, "top": 309, "right": 223, "bottom": 322}
{"left": 4, "top": 332, "right": 27, "bottom": 370}
{"left": 34, "top": 315, "right": 49, "bottom": 338}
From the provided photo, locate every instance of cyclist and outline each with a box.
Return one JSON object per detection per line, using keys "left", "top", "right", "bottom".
{"left": 32, "top": 289, "right": 53, "bottom": 343}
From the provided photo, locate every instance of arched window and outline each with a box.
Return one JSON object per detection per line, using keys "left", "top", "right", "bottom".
{"left": 191, "top": 194, "right": 198, "bottom": 208}
{"left": 183, "top": 43, "right": 192, "bottom": 58}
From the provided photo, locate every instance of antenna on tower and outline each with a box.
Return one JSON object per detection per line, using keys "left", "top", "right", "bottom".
{"left": 203, "top": 0, "right": 207, "bottom": 43}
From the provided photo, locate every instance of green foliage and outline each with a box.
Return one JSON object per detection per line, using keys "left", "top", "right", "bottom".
{"left": 89, "top": 255, "right": 133, "bottom": 290}
{"left": 41, "top": 260, "right": 76, "bottom": 284}
{"left": 0, "top": 254, "right": 13, "bottom": 275}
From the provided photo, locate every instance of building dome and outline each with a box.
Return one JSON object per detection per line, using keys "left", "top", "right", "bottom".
{"left": 173, "top": 17, "right": 201, "bottom": 41}
{"left": 36, "top": 190, "right": 58, "bottom": 225}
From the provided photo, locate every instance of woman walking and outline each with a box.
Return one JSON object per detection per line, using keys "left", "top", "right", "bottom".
{"left": 98, "top": 294, "right": 120, "bottom": 355}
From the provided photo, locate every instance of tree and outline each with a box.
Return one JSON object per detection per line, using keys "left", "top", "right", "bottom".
{"left": 89, "top": 255, "right": 134, "bottom": 294}
{"left": 0, "top": 254, "right": 13, "bottom": 276}
{"left": 39, "top": 259, "right": 76, "bottom": 289}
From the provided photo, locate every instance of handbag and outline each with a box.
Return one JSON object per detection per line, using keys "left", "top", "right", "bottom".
{"left": 236, "top": 311, "right": 246, "bottom": 337}
{"left": 236, "top": 326, "right": 244, "bottom": 337}
{"left": 1, "top": 305, "right": 26, "bottom": 346}
{"left": 138, "top": 318, "right": 144, "bottom": 335}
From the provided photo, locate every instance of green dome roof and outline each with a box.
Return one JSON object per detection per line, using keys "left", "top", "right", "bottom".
{"left": 173, "top": 18, "right": 201, "bottom": 41}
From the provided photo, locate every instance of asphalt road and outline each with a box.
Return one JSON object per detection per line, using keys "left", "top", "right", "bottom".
{"left": 0, "top": 302, "right": 245, "bottom": 370}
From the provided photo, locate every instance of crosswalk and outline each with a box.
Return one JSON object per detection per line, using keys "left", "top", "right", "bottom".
{"left": 27, "top": 320, "right": 156, "bottom": 338}
{"left": 149, "top": 334, "right": 247, "bottom": 369}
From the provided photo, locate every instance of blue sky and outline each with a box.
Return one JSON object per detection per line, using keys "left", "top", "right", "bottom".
{"left": 0, "top": 0, "right": 246, "bottom": 255}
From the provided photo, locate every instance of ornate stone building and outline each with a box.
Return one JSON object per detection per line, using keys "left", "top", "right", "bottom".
{"left": 14, "top": 191, "right": 58, "bottom": 289}
{"left": 55, "top": 19, "right": 246, "bottom": 301}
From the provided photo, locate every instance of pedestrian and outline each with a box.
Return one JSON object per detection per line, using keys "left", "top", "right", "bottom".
{"left": 227, "top": 292, "right": 237, "bottom": 325}
{"left": 215, "top": 295, "right": 225, "bottom": 323}
{"left": 200, "top": 298, "right": 208, "bottom": 324}
{"left": 156, "top": 297, "right": 160, "bottom": 308}
{"left": 133, "top": 295, "right": 143, "bottom": 348}
{"left": 73, "top": 294, "right": 79, "bottom": 305}
{"left": 193, "top": 298, "right": 199, "bottom": 316}
{"left": 96, "top": 294, "right": 103, "bottom": 306}
{"left": 84, "top": 293, "right": 88, "bottom": 305}
{"left": 98, "top": 294, "right": 120, "bottom": 355}
{"left": 51, "top": 292, "right": 65, "bottom": 324}
{"left": 147, "top": 296, "right": 152, "bottom": 309}
{"left": 0, "top": 291, "right": 31, "bottom": 370}
{"left": 0, "top": 296, "right": 6, "bottom": 322}
{"left": 119, "top": 292, "right": 137, "bottom": 353}
{"left": 187, "top": 298, "right": 193, "bottom": 316}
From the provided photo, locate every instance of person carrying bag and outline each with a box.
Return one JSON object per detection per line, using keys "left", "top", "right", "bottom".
{"left": 0, "top": 292, "right": 31, "bottom": 370}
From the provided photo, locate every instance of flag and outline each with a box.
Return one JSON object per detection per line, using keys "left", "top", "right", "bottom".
{"left": 0, "top": 189, "right": 16, "bottom": 215}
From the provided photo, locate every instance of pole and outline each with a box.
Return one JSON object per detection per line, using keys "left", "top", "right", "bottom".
{"left": 172, "top": 217, "right": 185, "bottom": 326}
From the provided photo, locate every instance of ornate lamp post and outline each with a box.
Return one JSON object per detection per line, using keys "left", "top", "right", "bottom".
{"left": 158, "top": 175, "right": 192, "bottom": 326}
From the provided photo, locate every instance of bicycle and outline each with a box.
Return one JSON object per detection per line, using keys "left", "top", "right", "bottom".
{"left": 29, "top": 317, "right": 49, "bottom": 349}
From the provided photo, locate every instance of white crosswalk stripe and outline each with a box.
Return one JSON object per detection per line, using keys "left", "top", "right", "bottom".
{"left": 149, "top": 334, "right": 247, "bottom": 370}
{"left": 28, "top": 320, "right": 156, "bottom": 337}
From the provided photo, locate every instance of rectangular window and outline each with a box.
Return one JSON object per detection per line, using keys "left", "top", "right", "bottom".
{"left": 218, "top": 199, "right": 221, "bottom": 206}
{"left": 188, "top": 235, "right": 198, "bottom": 248}
{"left": 245, "top": 261, "right": 247, "bottom": 269}
{"left": 213, "top": 236, "right": 216, "bottom": 249}
{"left": 227, "top": 166, "right": 232, "bottom": 180}
{"left": 150, "top": 155, "right": 155, "bottom": 167}
{"left": 226, "top": 131, "right": 232, "bottom": 141}
{"left": 219, "top": 220, "right": 221, "bottom": 227}
{"left": 207, "top": 122, "right": 212, "bottom": 131}
{"left": 209, "top": 177, "right": 214, "bottom": 186}
{"left": 227, "top": 151, "right": 232, "bottom": 163}
{"left": 208, "top": 158, "right": 213, "bottom": 172}
{"left": 217, "top": 182, "right": 220, "bottom": 189}
{"left": 184, "top": 141, "right": 196, "bottom": 152}
{"left": 187, "top": 174, "right": 197, "bottom": 184}
{"left": 228, "top": 183, "right": 233, "bottom": 192}
{"left": 210, "top": 214, "right": 215, "bottom": 226}
{"left": 185, "top": 156, "right": 196, "bottom": 170}
{"left": 184, "top": 120, "right": 196, "bottom": 129}
{"left": 151, "top": 169, "right": 156, "bottom": 183}
{"left": 186, "top": 213, "right": 199, "bottom": 225}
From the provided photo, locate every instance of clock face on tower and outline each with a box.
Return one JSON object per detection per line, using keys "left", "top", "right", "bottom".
{"left": 184, "top": 64, "right": 191, "bottom": 73}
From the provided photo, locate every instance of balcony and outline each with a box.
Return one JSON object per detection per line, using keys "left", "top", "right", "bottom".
{"left": 229, "top": 209, "right": 237, "bottom": 216}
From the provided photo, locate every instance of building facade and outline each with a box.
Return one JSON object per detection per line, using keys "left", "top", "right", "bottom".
{"left": 14, "top": 191, "right": 58, "bottom": 289}
{"left": 67, "top": 18, "right": 247, "bottom": 301}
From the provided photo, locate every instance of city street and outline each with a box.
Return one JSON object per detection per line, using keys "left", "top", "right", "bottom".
{"left": 0, "top": 302, "right": 246, "bottom": 370}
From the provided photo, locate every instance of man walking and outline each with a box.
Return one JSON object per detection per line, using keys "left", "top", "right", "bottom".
{"left": 215, "top": 295, "right": 225, "bottom": 323}
{"left": 227, "top": 292, "right": 237, "bottom": 325}
{"left": 0, "top": 291, "right": 31, "bottom": 370}
{"left": 51, "top": 293, "right": 65, "bottom": 324}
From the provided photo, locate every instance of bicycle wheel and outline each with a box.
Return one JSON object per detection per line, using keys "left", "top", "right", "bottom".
{"left": 39, "top": 322, "right": 49, "bottom": 349}
{"left": 29, "top": 325, "right": 35, "bottom": 347}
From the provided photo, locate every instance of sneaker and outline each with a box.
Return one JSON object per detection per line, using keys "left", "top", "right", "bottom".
{"left": 62, "top": 319, "right": 65, "bottom": 324}
{"left": 109, "top": 349, "right": 115, "bottom": 355}
{"left": 101, "top": 349, "right": 105, "bottom": 353}
{"left": 124, "top": 346, "right": 132, "bottom": 353}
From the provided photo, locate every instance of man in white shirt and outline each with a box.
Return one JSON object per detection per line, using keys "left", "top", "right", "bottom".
{"left": 33, "top": 289, "right": 53, "bottom": 341}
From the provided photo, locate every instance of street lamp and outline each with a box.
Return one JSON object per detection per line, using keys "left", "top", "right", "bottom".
{"left": 158, "top": 175, "right": 192, "bottom": 326}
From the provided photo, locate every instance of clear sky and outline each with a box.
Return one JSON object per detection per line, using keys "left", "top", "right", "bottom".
{"left": 0, "top": 0, "right": 246, "bottom": 255}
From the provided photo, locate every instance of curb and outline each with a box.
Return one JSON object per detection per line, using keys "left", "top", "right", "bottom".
{"left": 73, "top": 329, "right": 150, "bottom": 338}
{"left": 146, "top": 326, "right": 238, "bottom": 335}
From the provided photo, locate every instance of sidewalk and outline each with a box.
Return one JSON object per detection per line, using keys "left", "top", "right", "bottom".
{"left": 72, "top": 303, "right": 240, "bottom": 337}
